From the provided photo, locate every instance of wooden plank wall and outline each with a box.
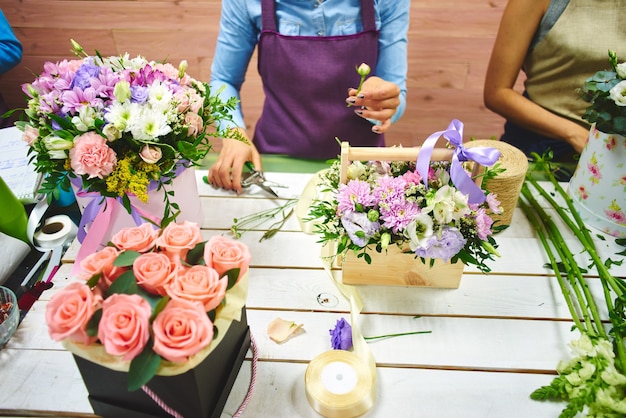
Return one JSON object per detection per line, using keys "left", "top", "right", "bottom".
{"left": 0, "top": 0, "right": 519, "bottom": 148}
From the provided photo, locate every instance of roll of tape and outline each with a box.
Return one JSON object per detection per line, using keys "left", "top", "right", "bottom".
{"left": 305, "top": 350, "right": 374, "bottom": 418}
{"left": 33, "top": 215, "right": 78, "bottom": 249}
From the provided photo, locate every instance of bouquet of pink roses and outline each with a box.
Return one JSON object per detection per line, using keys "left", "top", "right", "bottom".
{"left": 45, "top": 220, "right": 251, "bottom": 391}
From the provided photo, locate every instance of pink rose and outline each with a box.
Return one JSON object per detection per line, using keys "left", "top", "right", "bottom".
{"left": 69, "top": 131, "right": 117, "bottom": 179}
{"left": 22, "top": 125, "right": 39, "bottom": 146}
{"left": 204, "top": 235, "right": 251, "bottom": 283}
{"left": 111, "top": 222, "right": 158, "bottom": 253}
{"left": 97, "top": 293, "right": 152, "bottom": 361}
{"left": 156, "top": 221, "right": 203, "bottom": 260}
{"left": 174, "top": 91, "right": 190, "bottom": 113}
{"left": 46, "top": 282, "right": 102, "bottom": 345}
{"left": 152, "top": 298, "right": 213, "bottom": 363}
{"left": 79, "top": 246, "right": 125, "bottom": 288}
{"left": 138, "top": 144, "right": 162, "bottom": 164}
{"left": 184, "top": 112, "right": 204, "bottom": 137}
{"left": 133, "top": 252, "right": 178, "bottom": 296}
{"left": 167, "top": 265, "right": 227, "bottom": 312}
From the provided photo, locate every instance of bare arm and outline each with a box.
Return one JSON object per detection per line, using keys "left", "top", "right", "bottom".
{"left": 483, "top": 0, "right": 588, "bottom": 153}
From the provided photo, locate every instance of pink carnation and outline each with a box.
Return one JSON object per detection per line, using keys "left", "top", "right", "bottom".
{"left": 69, "top": 132, "right": 117, "bottom": 179}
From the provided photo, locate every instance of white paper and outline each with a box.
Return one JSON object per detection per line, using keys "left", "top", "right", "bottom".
{"left": 0, "top": 231, "right": 31, "bottom": 285}
{"left": 0, "top": 126, "right": 43, "bottom": 203}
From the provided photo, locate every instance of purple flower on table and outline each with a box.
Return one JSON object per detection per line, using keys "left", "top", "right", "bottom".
{"left": 414, "top": 226, "right": 466, "bottom": 262}
{"left": 330, "top": 318, "right": 353, "bottom": 350}
{"left": 341, "top": 211, "right": 380, "bottom": 247}
{"left": 337, "top": 179, "right": 376, "bottom": 213}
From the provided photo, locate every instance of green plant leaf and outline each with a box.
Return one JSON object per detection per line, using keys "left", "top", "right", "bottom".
{"left": 114, "top": 250, "right": 142, "bottom": 267}
{"left": 128, "top": 344, "right": 162, "bottom": 391}
{"left": 224, "top": 268, "right": 240, "bottom": 290}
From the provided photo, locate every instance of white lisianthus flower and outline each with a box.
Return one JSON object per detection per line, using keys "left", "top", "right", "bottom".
{"left": 609, "top": 80, "right": 626, "bottom": 106}
{"left": 347, "top": 161, "right": 366, "bottom": 180}
{"left": 424, "top": 185, "right": 458, "bottom": 224}
{"left": 102, "top": 124, "right": 121, "bottom": 142}
{"left": 71, "top": 105, "right": 98, "bottom": 132}
{"left": 105, "top": 101, "right": 132, "bottom": 131}
{"left": 43, "top": 135, "right": 74, "bottom": 159}
{"left": 616, "top": 62, "right": 626, "bottom": 79}
{"left": 406, "top": 212, "right": 434, "bottom": 251}
{"left": 114, "top": 80, "right": 131, "bottom": 103}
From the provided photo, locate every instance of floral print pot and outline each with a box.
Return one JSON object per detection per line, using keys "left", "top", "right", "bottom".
{"left": 568, "top": 125, "right": 626, "bottom": 238}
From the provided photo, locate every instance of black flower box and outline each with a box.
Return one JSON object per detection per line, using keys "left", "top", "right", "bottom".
{"left": 73, "top": 310, "right": 250, "bottom": 418}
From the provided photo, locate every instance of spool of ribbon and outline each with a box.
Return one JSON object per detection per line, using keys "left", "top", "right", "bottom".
{"left": 416, "top": 119, "right": 501, "bottom": 204}
{"left": 33, "top": 215, "right": 78, "bottom": 250}
{"left": 305, "top": 349, "right": 375, "bottom": 418}
{"left": 465, "top": 139, "right": 528, "bottom": 228}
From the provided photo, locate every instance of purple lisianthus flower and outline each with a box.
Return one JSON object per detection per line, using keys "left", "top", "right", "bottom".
{"left": 337, "top": 179, "right": 376, "bottom": 213}
{"left": 414, "top": 226, "right": 466, "bottom": 262}
{"left": 330, "top": 318, "right": 353, "bottom": 350}
{"left": 131, "top": 85, "right": 149, "bottom": 104}
{"left": 341, "top": 211, "right": 380, "bottom": 247}
{"left": 70, "top": 63, "right": 100, "bottom": 90}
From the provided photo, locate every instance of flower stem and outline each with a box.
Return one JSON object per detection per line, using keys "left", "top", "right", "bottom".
{"left": 364, "top": 330, "right": 432, "bottom": 342}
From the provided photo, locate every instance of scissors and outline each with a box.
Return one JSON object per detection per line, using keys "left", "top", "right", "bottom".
{"left": 241, "top": 162, "right": 282, "bottom": 197}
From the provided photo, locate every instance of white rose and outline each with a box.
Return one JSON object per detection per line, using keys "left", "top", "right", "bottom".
{"left": 609, "top": 80, "right": 626, "bottom": 106}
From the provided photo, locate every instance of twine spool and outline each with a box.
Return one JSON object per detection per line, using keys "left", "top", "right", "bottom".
{"left": 304, "top": 350, "right": 375, "bottom": 418}
{"left": 465, "top": 140, "right": 528, "bottom": 228}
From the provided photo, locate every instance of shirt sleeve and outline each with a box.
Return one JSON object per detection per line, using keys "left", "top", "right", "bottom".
{"left": 0, "top": 11, "right": 23, "bottom": 74}
{"left": 209, "top": 0, "right": 259, "bottom": 130}
{"left": 376, "top": 0, "right": 410, "bottom": 124}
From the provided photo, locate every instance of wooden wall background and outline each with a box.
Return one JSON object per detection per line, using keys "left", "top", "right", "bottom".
{"left": 0, "top": 0, "right": 520, "bottom": 148}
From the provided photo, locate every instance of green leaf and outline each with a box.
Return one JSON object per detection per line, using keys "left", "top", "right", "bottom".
{"left": 114, "top": 250, "right": 142, "bottom": 267}
{"left": 151, "top": 296, "right": 170, "bottom": 321}
{"left": 616, "top": 238, "right": 626, "bottom": 247}
{"left": 107, "top": 271, "right": 141, "bottom": 296}
{"left": 128, "top": 344, "right": 162, "bottom": 391}
{"left": 186, "top": 242, "right": 206, "bottom": 265}
{"left": 224, "top": 268, "right": 240, "bottom": 290}
{"left": 86, "top": 309, "right": 102, "bottom": 337}
{"left": 86, "top": 273, "right": 102, "bottom": 288}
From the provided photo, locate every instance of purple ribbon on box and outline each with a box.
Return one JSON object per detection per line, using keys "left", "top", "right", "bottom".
{"left": 416, "top": 119, "right": 501, "bottom": 204}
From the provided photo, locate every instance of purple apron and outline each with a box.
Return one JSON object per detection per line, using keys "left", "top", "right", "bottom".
{"left": 254, "top": 0, "right": 383, "bottom": 159}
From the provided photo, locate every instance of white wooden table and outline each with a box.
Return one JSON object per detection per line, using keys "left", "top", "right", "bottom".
{"left": 1, "top": 170, "right": 624, "bottom": 418}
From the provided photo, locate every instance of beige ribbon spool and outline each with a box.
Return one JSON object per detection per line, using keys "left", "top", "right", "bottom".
{"left": 465, "top": 140, "right": 528, "bottom": 228}
{"left": 305, "top": 350, "right": 375, "bottom": 418}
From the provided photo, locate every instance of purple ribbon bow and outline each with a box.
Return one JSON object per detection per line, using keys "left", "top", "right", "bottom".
{"left": 416, "top": 119, "right": 501, "bottom": 204}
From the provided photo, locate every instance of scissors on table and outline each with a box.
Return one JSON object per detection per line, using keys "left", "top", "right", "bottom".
{"left": 241, "top": 162, "right": 284, "bottom": 197}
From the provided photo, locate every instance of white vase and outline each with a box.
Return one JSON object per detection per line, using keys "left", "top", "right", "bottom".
{"left": 568, "top": 125, "right": 626, "bottom": 238}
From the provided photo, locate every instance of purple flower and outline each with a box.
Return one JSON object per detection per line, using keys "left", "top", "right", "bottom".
{"left": 379, "top": 199, "right": 420, "bottom": 234}
{"left": 131, "top": 86, "right": 149, "bottom": 104}
{"left": 330, "top": 318, "right": 353, "bottom": 350}
{"left": 474, "top": 208, "right": 494, "bottom": 240}
{"left": 341, "top": 211, "right": 380, "bottom": 247}
{"left": 70, "top": 63, "right": 100, "bottom": 90}
{"left": 337, "top": 179, "right": 375, "bottom": 213}
{"left": 414, "top": 226, "right": 466, "bottom": 262}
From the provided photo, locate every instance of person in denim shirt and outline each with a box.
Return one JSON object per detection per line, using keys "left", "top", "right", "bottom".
{"left": 0, "top": 10, "right": 22, "bottom": 127}
{"left": 207, "top": 0, "right": 409, "bottom": 192}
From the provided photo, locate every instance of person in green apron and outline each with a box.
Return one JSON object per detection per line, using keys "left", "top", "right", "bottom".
{"left": 207, "top": 0, "right": 409, "bottom": 192}
{"left": 483, "top": 0, "right": 626, "bottom": 178}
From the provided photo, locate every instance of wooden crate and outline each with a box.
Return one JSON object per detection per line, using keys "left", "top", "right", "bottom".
{"left": 340, "top": 245, "right": 464, "bottom": 288}
{"left": 336, "top": 142, "right": 483, "bottom": 288}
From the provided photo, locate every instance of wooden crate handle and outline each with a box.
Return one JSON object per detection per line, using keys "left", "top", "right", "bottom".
{"left": 339, "top": 142, "right": 485, "bottom": 187}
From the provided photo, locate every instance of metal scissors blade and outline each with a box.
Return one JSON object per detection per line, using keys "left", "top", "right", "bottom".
{"left": 241, "top": 162, "right": 280, "bottom": 197}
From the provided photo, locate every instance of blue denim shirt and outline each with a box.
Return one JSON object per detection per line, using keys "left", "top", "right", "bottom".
{"left": 210, "top": 0, "right": 409, "bottom": 129}
{"left": 0, "top": 11, "right": 22, "bottom": 74}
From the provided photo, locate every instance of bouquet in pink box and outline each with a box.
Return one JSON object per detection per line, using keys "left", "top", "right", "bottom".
{"left": 45, "top": 220, "right": 251, "bottom": 392}
{"left": 17, "top": 40, "right": 241, "bottom": 225}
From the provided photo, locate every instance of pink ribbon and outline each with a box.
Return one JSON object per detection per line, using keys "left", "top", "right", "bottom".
{"left": 416, "top": 119, "right": 501, "bottom": 204}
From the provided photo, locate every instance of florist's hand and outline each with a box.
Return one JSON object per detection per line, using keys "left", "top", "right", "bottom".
{"left": 207, "top": 128, "right": 262, "bottom": 194}
{"left": 567, "top": 124, "right": 589, "bottom": 154}
{"left": 346, "top": 76, "right": 400, "bottom": 134}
